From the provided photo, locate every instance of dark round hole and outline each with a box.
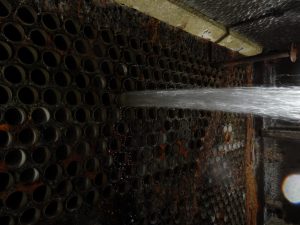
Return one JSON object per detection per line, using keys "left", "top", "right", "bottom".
{"left": 93, "top": 42, "right": 106, "bottom": 58}
{"left": 3, "top": 64, "right": 24, "bottom": 84}
{"left": 42, "top": 51, "right": 59, "bottom": 67}
{"left": 30, "top": 68, "right": 49, "bottom": 86}
{"left": 0, "top": 130, "right": 10, "bottom": 146}
{"left": 83, "top": 58, "right": 96, "bottom": 73}
{"left": 44, "top": 164, "right": 61, "bottom": 181}
{"left": 83, "top": 24, "right": 96, "bottom": 39}
{"left": 31, "top": 107, "right": 49, "bottom": 124}
{"left": 67, "top": 161, "right": 81, "bottom": 177}
{"left": 44, "top": 201, "right": 61, "bottom": 218}
{"left": 54, "top": 108, "right": 69, "bottom": 123}
{"left": 93, "top": 108, "right": 107, "bottom": 122}
{"left": 32, "top": 146, "right": 49, "bottom": 164}
{"left": 64, "top": 55, "right": 78, "bottom": 71}
{"left": 29, "top": 29, "right": 47, "bottom": 47}
{"left": 17, "top": 46, "right": 37, "bottom": 65}
{"left": 42, "top": 13, "right": 59, "bottom": 31}
{"left": 43, "top": 126, "right": 58, "bottom": 142}
{"left": 16, "top": 6, "right": 36, "bottom": 25}
{"left": 85, "top": 190, "right": 99, "bottom": 205}
{"left": 5, "top": 191, "right": 27, "bottom": 210}
{"left": 54, "top": 34, "right": 69, "bottom": 51}
{"left": 18, "top": 87, "right": 37, "bottom": 104}
{"left": 73, "top": 177, "right": 91, "bottom": 192}
{"left": 54, "top": 71, "right": 70, "bottom": 87}
{"left": 85, "top": 158, "right": 99, "bottom": 172}
{"left": 0, "top": 0, "right": 11, "bottom": 17}
{"left": 5, "top": 149, "right": 26, "bottom": 168}
{"left": 64, "top": 19, "right": 79, "bottom": 35}
{"left": 100, "top": 29, "right": 112, "bottom": 44}
{"left": 123, "top": 79, "right": 135, "bottom": 91}
{"left": 0, "top": 42, "right": 12, "bottom": 62}
{"left": 55, "top": 144, "right": 70, "bottom": 161}
{"left": 66, "top": 195, "right": 82, "bottom": 211}
{"left": 102, "top": 93, "right": 112, "bottom": 106}
{"left": 4, "top": 107, "right": 24, "bottom": 125}
{"left": 92, "top": 76, "right": 106, "bottom": 89}
{"left": 0, "top": 85, "right": 11, "bottom": 104}
{"left": 115, "top": 34, "right": 127, "bottom": 47}
{"left": 33, "top": 185, "right": 50, "bottom": 203}
{"left": 84, "top": 125, "right": 98, "bottom": 139}
{"left": 65, "top": 90, "right": 80, "bottom": 105}
{"left": 108, "top": 46, "right": 120, "bottom": 60}
{"left": 85, "top": 91, "right": 98, "bottom": 105}
{"left": 75, "top": 39, "right": 88, "bottom": 54}
{"left": 75, "top": 74, "right": 89, "bottom": 88}
{"left": 0, "top": 215, "right": 14, "bottom": 225}
{"left": 20, "top": 207, "right": 40, "bottom": 225}
{"left": 3, "top": 23, "right": 24, "bottom": 42}
{"left": 18, "top": 127, "right": 36, "bottom": 145}
{"left": 65, "top": 126, "right": 80, "bottom": 142}
{"left": 56, "top": 180, "right": 72, "bottom": 196}
{"left": 20, "top": 168, "right": 39, "bottom": 184}
{"left": 0, "top": 172, "right": 12, "bottom": 191}
{"left": 101, "top": 61, "right": 113, "bottom": 75}
{"left": 130, "top": 38, "right": 140, "bottom": 49}
{"left": 76, "top": 141, "right": 90, "bottom": 156}
{"left": 74, "top": 108, "right": 89, "bottom": 123}
{"left": 43, "top": 89, "right": 59, "bottom": 105}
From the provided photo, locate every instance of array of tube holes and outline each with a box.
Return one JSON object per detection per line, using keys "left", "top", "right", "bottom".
{"left": 0, "top": 0, "right": 248, "bottom": 225}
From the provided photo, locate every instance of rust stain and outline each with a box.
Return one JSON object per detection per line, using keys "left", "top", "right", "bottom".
{"left": 0, "top": 124, "right": 11, "bottom": 131}
{"left": 159, "top": 144, "right": 166, "bottom": 160}
{"left": 245, "top": 115, "right": 258, "bottom": 225}
{"left": 176, "top": 140, "right": 188, "bottom": 159}
{"left": 16, "top": 181, "right": 42, "bottom": 193}
{"left": 0, "top": 162, "right": 7, "bottom": 172}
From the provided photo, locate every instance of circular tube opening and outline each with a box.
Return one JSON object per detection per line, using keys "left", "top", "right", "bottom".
{"left": 0, "top": 215, "right": 14, "bottom": 225}
{"left": 92, "top": 76, "right": 106, "bottom": 89}
{"left": 66, "top": 161, "right": 81, "bottom": 177}
{"left": 4, "top": 107, "right": 25, "bottom": 125}
{"left": 84, "top": 91, "right": 99, "bottom": 106}
{"left": 18, "top": 87, "right": 37, "bottom": 104}
{"left": 0, "top": 172, "right": 13, "bottom": 191}
{"left": 30, "top": 68, "right": 49, "bottom": 86}
{"left": 54, "top": 34, "right": 70, "bottom": 51}
{"left": 16, "top": 6, "right": 37, "bottom": 25}
{"left": 0, "top": 130, "right": 11, "bottom": 147}
{"left": 64, "top": 55, "right": 79, "bottom": 71}
{"left": 75, "top": 74, "right": 89, "bottom": 88}
{"left": 56, "top": 179, "right": 72, "bottom": 196}
{"left": 108, "top": 46, "right": 120, "bottom": 60}
{"left": 101, "top": 93, "right": 113, "bottom": 106}
{"left": 65, "top": 90, "right": 81, "bottom": 105}
{"left": 41, "top": 13, "right": 60, "bottom": 31}
{"left": 74, "top": 39, "right": 89, "bottom": 54}
{"left": 0, "top": 41, "right": 12, "bottom": 62}
{"left": 20, "top": 168, "right": 39, "bottom": 184}
{"left": 123, "top": 79, "right": 135, "bottom": 91}
{"left": 66, "top": 195, "right": 82, "bottom": 212}
{"left": 115, "top": 34, "right": 127, "bottom": 47}
{"left": 17, "top": 46, "right": 37, "bottom": 65}
{"left": 75, "top": 141, "right": 90, "bottom": 157}
{"left": 82, "top": 58, "right": 97, "bottom": 73}
{"left": 5, "top": 149, "right": 26, "bottom": 168}
{"left": 55, "top": 144, "right": 70, "bottom": 161}
{"left": 54, "top": 71, "right": 71, "bottom": 87}
{"left": 29, "top": 29, "right": 48, "bottom": 47}
{"left": 20, "top": 208, "right": 40, "bottom": 225}
{"left": 31, "top": 146, "right": 50, "bottom": 164}
{"left": 44, "top": 164, "right": 62, "bottom": 181}
{"left": 129, "top": 37, "right": 140, "bottom": 50}
{"left": 0, "top": 0, "right": 11, "bottom": 18}
{"left": 42, "top": 51, "right": 60, "bottom": 68}
{"left": 74, "top": 108, "right": 90, "bottom": 123}
{"left": 94, "top": 172, "right": 107, "bottom": 186}
{"left": 64, "top": 19, "right": 80, "bottom": 35}
{"left": 84, "top": 125, "right": 99, "bottom": 139}
{"left": 73, "top": 177, "right": 91, "bottom": 192}
{"left": 84, "top": 158, "right": 99, "bottom": 172}
{"left": 32, "top": 184, "right": 51, "bottom": 203}
{"left": 83, "top": 24, "right": 96, "bottom": 39}
{"left": 93, "top": 108, "right": 107, "bottom": 123}
{"left": 123, "top": 50, "right": 136, "bottom": 64}
{"left": 5, "top": 191, "right": 27, "bottom": 210}
{"left": 43, "top": 126, "right": 59, "bottom": 142}
{"left": 0, "top": 85, "right": 11, "bottom": 104}
{"left": 43, "top": 201, "right": 62, "bottom": 218}
{"left": 64, "top": 126, "right": 81, "bottom": 142}
{"left": 100, "top": 29, "right": 113, "bottom": 44}
{"left": 43, "top": 89, "right": 60, "bottom": 105}
{"left": 92, "top": 42, "right": 106, "bottom": 58}
{"left": 85, "top": 190, "right": 99, "bottom": 205}
{"left": 100, "top": 60, "right": 113, "bottom": 75}
{"left": 18, "top": 127, "right": 37, "bottom": 145}
{"left": 3, "top": 64, "right": 25, "bottom": 84}
{"left": 31, "top": 107, "right": 50, "bottom": 124}
{"left": 2, "top": 23, "right": 24, "bottom": 42}
{"left": 54, "top": 107, "right": 70, "bottom": 123}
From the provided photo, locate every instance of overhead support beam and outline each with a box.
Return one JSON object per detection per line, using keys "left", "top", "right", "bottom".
{"left": 114, "top": 0, "right": 262, "bottom": 56}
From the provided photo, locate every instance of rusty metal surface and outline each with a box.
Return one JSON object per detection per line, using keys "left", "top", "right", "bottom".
{"left": 0, "top": 1, "right": 253, "bottom": 225}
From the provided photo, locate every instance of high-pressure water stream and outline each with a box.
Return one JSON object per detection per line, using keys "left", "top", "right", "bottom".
{"left": 120, "top": 87, "right": 300, "bottom": 120}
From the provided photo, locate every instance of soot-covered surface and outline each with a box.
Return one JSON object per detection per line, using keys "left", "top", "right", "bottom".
{"left": 171, "top": 0, "right": 300, "bottom": 51}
